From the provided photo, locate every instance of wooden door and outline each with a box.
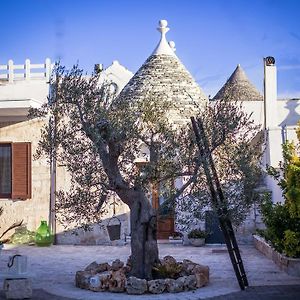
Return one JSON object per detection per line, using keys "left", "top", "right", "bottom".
{"left": 152, "top": 183, "right": 174, "bottom": 239}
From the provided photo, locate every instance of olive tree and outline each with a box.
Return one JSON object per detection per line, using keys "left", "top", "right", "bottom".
{"left": 30, "top": 64, "right": 262, "bottom": 279}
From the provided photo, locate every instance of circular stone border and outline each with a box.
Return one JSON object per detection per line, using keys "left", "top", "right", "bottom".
{"left": 75, "top": 256, "right": 209, "bottom": 294}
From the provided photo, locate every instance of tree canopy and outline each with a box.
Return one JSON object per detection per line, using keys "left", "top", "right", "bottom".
{"left": 30, "top": 63, "right": 262, "bottom": 279}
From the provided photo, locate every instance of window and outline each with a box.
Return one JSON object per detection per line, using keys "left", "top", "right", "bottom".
{"left": 0, "top": 142, "right": 31, "bottom": 199}
{"left": 0, "top": 144, "right": 12, "bottom": 198}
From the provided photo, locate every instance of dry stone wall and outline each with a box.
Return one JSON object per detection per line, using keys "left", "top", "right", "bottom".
{"left": 119, "top": 54, "right": 208, "bottom": 124}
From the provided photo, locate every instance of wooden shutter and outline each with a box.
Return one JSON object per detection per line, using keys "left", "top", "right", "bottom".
{"left": 12, "top": 142, "right": 31, "bottom": 199}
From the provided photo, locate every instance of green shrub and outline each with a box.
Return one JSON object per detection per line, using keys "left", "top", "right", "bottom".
{"left": 152, "top": 262, "right": 182, "bottom": 279}
{"left": 260, "top": 198, "right": 291, "bottom": 252}
{"left": 283, "top": 230, "right": 300, "bottom": 257}
{"left": 262, "top": 122, "right": 300, "bottom": 258}
{"left": 170, "top": 231, "right": 183, "bottom": 239}
{"left": 188, "top": 229, "right": 208, "bottom": 239}
{"left": 260, "top": 196, "right": 300, "bottom": 256}
{"left": 10, "top": 226, "right": 35, "bottom": 245}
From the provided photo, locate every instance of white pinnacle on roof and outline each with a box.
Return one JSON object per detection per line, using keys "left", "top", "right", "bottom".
{"left": 152, "top": 20, "right": 177, "bottom": 57}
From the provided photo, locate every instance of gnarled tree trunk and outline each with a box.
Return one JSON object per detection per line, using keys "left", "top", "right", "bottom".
{"left": 128, "top": 190, "right": 159, "bottom": 280}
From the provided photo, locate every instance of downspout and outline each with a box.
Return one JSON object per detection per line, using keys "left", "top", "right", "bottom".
{"left": 49, "top": 113, "right": 57, "bottom": 243}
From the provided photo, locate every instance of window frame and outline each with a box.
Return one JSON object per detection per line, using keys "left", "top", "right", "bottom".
{"left": 0, "top": 142, "right": 12, "bottom": 198}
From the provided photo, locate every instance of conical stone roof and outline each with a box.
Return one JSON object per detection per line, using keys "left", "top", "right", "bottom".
{"left": 118, "top": 20, "right": 208, "bottom": 124}
{"left": 213, "top": 65, "right": 263, "bottom": 101}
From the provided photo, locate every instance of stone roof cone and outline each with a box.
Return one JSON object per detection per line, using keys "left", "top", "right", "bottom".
{"left": 213, "top": 64, "right": 263, "bottom": 101}
{"left": 118, "top": 20, "right": 208, "bottom": 124}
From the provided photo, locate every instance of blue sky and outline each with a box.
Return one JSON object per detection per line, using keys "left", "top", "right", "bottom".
{"left": 1, "top": 0, "right": 300, "bottom": 98}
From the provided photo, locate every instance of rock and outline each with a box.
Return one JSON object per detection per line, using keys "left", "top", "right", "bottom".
{"left": 98, "top": 263, "right": 111, "bottom": 272}
{"left": 120, "top": 265, "right": 131, "bottom": 275}
{"left": 126, "top": 256, "right": 132, "bottom": 268}
{"left": 111, "top": 259, "right": 124, "bottom": 271}
{"left": 184, "top": 275, "right": 197, "bottom": 290}
{"left": 85, "top": 261, "right": 98, "bottom": 272}
{"left": 195, "top": 272, "right": 208, "bottom": 288}
{"left": 192, "top": 264, "right": 209, "bottom": 282}
{"left": 162, "top": 255, "right": 177, "bottom": 265}
{"left": 3, "top": 278, "right": 32, "bottom": 299}
{"left": 165, "top": 278, "right": 183, "bottom": 293}
{"left": 175, "top": 276, "right": 186, "bottom": 290}
{"left": 84, "top": 261, "right": 110, "bottom": 273}
{"left": 75, "top": 271, "right": 92, "bottom": 289}
{"left": 89, "top": 275, "right": 105, "bottom": 292}
{"left": 176, "top": 275, "right": 197, "bottom": 291}
{"left": 183, "top": 262, "right": 197, "bottom": 275}
{"left": 148, "top": 279, "right": 166, "bottom": 294}
{"left": 180, "top": 259, "right": 197, "bottom": 276}
{"left": 158, "top": 256, "right": 182, "bottom": 279}
{"left": 108, "top": 269, "right": 126, "bottom": 292}
{"left": 125, "top": 276, "right": 147, "bottom": 294}
{"left": 98, "top": 271, "right": 111, "bottom": 290}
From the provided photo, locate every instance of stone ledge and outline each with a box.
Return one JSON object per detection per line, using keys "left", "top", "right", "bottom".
{"left": 3, "top": 278, "right": 32, "bottom": 299}
{"left": 253, "top": 234, "right": 300, "bottom": 277}
{"left": 76, "top": 256, "right": 209, "bottom": 294}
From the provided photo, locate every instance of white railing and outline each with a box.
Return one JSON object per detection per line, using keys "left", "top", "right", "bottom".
{"left": 0, "top": 58, "right": 52, "bottom": 82}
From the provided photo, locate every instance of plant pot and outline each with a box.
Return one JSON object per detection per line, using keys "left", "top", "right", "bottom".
{"left": 107, "top": 224, "right": 121, "bottom": 241}
{"left": 189, "top": 238, "right": 205, "bottom": 247}
{"left": 169, "top": 237, "right": 183, "bottom": 244}
{"left": 107, "top": 216, "right": 121, "bottom": 241}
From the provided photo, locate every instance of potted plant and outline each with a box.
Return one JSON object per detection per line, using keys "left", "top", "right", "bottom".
{"left": 169, "top": 232, "right": 183, "bottom": 244}
{"left": 188, "top": 229, "right": 208, "bottom": 246}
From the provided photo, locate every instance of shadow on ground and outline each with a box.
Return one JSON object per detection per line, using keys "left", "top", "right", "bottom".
{"left": 1, "top": 285, "right": 300, "bottom": 300}
{"left": 205, "top": 285, "right": 300, "bottom": 300}
{"left": 0, "top": 289, "right": 73, "bottom": 300}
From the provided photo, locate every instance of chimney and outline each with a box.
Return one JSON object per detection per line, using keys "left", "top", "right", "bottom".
{"left": 263, "top": 56, "right": 284, "bottom": 203}
{"left": 263, "top": 56, "right": 277, "bottom": 129}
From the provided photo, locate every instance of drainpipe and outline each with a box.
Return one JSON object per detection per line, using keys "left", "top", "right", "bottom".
{"left": 49, "top": 114, "right": 57, "bottom": 243}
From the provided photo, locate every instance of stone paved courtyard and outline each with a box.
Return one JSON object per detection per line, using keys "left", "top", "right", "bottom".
{"left": 0, "top": 243, "right": 300, "bottom": 299}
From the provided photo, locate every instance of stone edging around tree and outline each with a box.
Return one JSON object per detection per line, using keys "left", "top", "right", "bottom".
{"left": 253, "top": 234, "right": 300, "bottom": 277}
{"left": 75, "top": 256, "right": 209, "bottom": 294}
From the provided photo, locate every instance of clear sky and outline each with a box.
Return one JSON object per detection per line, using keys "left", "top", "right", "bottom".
{"left": 1, "top": 0, "right": 300, "bottom": 98}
